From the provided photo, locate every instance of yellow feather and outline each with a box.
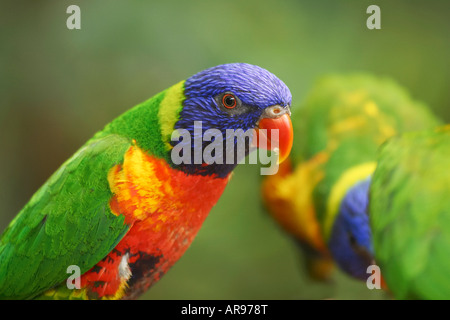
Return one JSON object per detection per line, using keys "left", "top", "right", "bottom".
{"left": 323, "top": 162, "right": 377, "bottom": 241}
{"left": 157, "top": 81, "right": 185, "bottom": 150}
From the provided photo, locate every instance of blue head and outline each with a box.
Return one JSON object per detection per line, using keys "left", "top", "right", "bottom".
{"left": 328, "top": 177, "right": 374, "bottom": 280}
{"left": 173, "top": 63, "right": 292, "bottom": 177}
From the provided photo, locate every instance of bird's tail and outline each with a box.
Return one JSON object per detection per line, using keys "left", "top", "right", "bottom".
{"left": 295, "top": 239, "right": 334, "bottom": 282}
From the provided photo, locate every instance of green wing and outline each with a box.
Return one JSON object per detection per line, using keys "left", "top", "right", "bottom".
{"left": 370, "top": 126, "right": 450, "bottom": 299}
{"left": 0, "top": 134, "right": 132, "bottom": 299}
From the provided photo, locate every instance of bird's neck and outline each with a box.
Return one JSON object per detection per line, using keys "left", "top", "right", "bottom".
{"left": 95, "top": 81, "right": 186, "bottom": 163}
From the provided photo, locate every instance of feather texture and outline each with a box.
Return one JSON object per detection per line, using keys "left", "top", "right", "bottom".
{"left": 370, "top": 125, "right": 450, "bottom": 299}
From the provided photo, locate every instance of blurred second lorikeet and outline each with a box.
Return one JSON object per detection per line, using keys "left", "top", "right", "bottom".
{"left": 262, "top": 74, "right": 440, "bottom": 282}
{"left": 0, "top": 63, "right": 294, "bottom": 300}
{"left": 370, "top": 125, "right": 450, "bottom": 299}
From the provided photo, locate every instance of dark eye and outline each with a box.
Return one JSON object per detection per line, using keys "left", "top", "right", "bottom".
{"left": 222, "top": 94, "right": 237, "bottom": 109}
{"left": 348, "top": 233, "right": 357, "bottom": 246}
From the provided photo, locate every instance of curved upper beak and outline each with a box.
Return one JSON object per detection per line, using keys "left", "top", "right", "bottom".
{"left": 253, "top": 105, "right": 294, "bottom": 164}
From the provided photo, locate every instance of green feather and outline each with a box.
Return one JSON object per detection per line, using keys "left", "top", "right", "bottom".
{"left": 0, "top": 134, "right": 132, "bottom": 299}
{"left": 370, "top": 126, "right": 450, "bottom": 299}
{"left": 93, "top": 81, "right": 185, "bottom": 162}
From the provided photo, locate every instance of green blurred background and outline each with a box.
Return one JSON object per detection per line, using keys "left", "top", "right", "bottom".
{"left": 0, "top": 0, "right": 449, "bottom": 299}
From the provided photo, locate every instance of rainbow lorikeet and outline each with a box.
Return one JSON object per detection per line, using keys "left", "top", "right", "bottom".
{"left": 262, "top": 73, "right": 440, "bottom": 282}
{"left": 370, "top": 125, "right": 450, "bottom": 299}
{"left": 0, "top": 63, "right": 294, "bottom": 300}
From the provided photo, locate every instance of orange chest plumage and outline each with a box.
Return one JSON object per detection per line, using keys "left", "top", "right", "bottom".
{"left": 82, "top": 145, "right": 230, "bottom": 299}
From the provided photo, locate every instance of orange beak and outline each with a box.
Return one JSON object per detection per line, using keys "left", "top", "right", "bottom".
{"left": 253, "top": 106, "right": 294, "bottom": 164}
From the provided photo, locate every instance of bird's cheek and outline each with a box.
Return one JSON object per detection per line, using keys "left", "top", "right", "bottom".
{"left": 253, "top": 113, "right": 294, "bottom": 164}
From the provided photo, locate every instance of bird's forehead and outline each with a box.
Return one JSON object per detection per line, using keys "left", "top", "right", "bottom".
{"left": 184, "top": 63, "right": 292, "bottom": 108}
